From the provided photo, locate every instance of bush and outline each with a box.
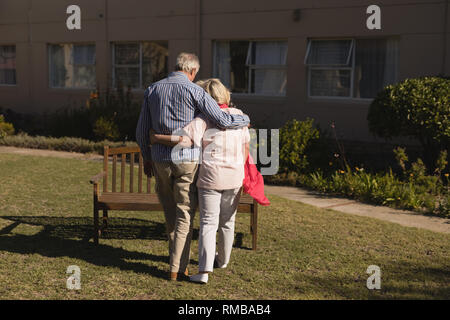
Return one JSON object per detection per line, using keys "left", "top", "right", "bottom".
{"left": 0, "top": 133, "right": 137, "bottom": 154}
{"left": 2, "top": 85, "right": 142, "bottom": 142}
{"left": 93, "top": 117, "right": 120, "bottom": 141}
{"left": 0, "top": 114, "right": 14, "bottom": 138}
{"left": 267, "top": 146, "right": 449, "bottom": 217}
{"left": 279, "top": 118, "right": 331, "bottom": 174}
{"left": 367, "top": 77, "right": 450, "bottom": 169}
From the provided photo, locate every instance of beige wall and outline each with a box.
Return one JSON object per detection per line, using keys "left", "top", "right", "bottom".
{"left": 0, "top": 0, "right": 448, "bottom": 141}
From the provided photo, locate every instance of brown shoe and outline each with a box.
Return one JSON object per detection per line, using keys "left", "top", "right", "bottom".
{"left": 169, "top": 269, "right": 189, "bottom": 281}
{"left": 169, "top": 272, "right": 178, "bottom": 281}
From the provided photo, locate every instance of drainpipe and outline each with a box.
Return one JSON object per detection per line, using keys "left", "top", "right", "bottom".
{"left": 27, "top": 0, "right": 33, "bottom": 107}
{"left": 195, "top": 0, "right": 202, "bottom": 70}
{"left": 104, "top": 0, "right": 109, "bottom": 89}
{"left": 443, "top": 0, "right": 448, "bottom": 75}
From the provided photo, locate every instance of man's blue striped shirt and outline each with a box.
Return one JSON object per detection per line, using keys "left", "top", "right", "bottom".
{"left": 136, "top": 71, "right": 250, "bottom": 162}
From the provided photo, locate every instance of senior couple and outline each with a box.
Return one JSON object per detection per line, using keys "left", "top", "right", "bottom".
{"left": 136, "top": 52, "right": 252, "bottom": 284}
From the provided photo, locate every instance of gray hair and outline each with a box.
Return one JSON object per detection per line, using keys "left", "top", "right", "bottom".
{"left": 175, "top": 52, "right": 200, "bottom": 73}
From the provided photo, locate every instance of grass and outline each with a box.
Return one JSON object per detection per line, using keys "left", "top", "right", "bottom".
{"left": 0, "top": 153, "right": 449, "bottom": 299}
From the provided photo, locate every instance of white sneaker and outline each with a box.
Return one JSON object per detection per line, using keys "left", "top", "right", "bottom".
{"left": 190, "top": 273, "right": 208, "bottom": 284}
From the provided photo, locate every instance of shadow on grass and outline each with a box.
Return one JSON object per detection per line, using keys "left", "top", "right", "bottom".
{"left": 233, "top": 232, "right": 252, "bottom": 251}
{"left": 291, "top": 265, "right": 450, "bottom": 299}
{"left": 0, "top": 216, "right": 171, "bottom": 280}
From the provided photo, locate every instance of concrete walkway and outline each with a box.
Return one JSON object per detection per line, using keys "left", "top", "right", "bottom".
{"left": 265, "top": 185, "right": 450, "bottom": 234}
{"left": 1, "top": 146, "right": 449, "bottom": 234}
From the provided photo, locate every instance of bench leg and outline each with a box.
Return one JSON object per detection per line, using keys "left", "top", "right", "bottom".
{"left": 251, "top": 204, "right": 258, "bottom": 251}
{"left": 94, "top": 208, "right": 99, "bottom": 245}
{"left": 102, "top": 209, "right": 108, "bottom": 231}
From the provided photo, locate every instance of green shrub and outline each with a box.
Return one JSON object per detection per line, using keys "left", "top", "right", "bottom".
{"left": 3, "top": 85, "right": 142, "bottom": 142}
{"left": 93, "top": 117, "right": 120, "bottom": 141}
{"left": 367, "top": 77, "right": 450, "bottom": 169}
{"left": 0, "top": 133, "right": 137, "bottom": 154}
{"left": 0, "top": 114, "right": 14, "bottom": 138}
{"left": 279, "top": 118, "right": 324, "bottom": 174}
{"left": 267, "top": 146, "right": 449, "bottom": 217}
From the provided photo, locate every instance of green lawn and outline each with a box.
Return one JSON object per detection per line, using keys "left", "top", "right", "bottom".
{"left": 0, "top": 153, "right": 449, "bottom": 299}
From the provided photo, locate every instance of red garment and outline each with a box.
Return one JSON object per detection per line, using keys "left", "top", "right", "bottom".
{"left": 243, "top": 155, "right": 270, "bottom": 206}
{"left": 218, "top": 103, "right": 229, "bottom": 109}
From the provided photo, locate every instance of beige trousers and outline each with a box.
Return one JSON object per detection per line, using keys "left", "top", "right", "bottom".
{"left": 152, "top": 161, "right": 199, "bottom": 273}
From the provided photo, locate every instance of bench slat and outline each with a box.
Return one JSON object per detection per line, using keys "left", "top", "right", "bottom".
{"left": 130, "top": 152, "right": 134, "bottom": 193}
{"left": 138, "top": 154, "right": 143, "bottom": 193}
{"left": 97, "top": 193, "right": 252, "bottom": 213}
{"left": 112, "top": 154, "right": 117, "bottom": 192}
{"left": 108, "top": 146, "right": 141, "bottom": 155}
{"left": 103, "top": 146, "right": 109, "bottom": 192}
{"left": 121, "top": 154, "right": 126, "bottom": 192}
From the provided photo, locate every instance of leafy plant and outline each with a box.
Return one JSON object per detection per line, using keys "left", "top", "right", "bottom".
{"left": 368, "top": 76, "right": 450, "bottom": 169}
{"left": 0, "top": 132, "right": 136, "bottom": 154}
{"left": 0, "top": 114, "right": 14, "bottom": 138}
{"left": 279, "top": 118, "right": 321, "bottom": 174}
{"left": 93, "top": 117, "right": 120, "bottom": 141}
{"left": 2, "top": 85, "right": 142, "bottom": 142}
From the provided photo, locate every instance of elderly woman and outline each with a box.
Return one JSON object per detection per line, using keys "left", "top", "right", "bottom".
{"left": 150, "top": 78, "right": 250, "bottom": 284}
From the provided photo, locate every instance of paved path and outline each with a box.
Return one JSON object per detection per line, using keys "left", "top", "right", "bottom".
{"left": 265, "top": 185, "right": 450, "bottom": 234}
{"left": 1, "top": 146, "right": 449, "bottom": 234}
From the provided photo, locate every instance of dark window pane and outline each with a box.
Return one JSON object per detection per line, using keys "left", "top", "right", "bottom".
{"left": 252, "top": 41, "right": 288, "bottom": 65}
{"left": 306, "top": 40, "right": 353, "bottom": 66}
{"left": 49, "top": 44, "right": 96, "bottom": 88}
{"left": 252, "top": 69, "right": 287, "bottom": 95}
{"left": 310, "top": 69, "right": 351, "bottom": 97}
{"left": 354, "top": 39, "right": 398, "bottom": 98}
{"left": 74, "top": 65, "right": 96, "bottom": 88}
{"left": 0, "top": 45, "right": 16, "bottom": 85}
{"left": 114, "top": 67, "right": 139, "bottom": 88}
{"left": 229, "top": 41, "right": 250, "bottom": 93}
{"left": 142, "top": 41, "right": 168, "bottom": 88}
{"left": 49, "top": 45, "right": 67, "bottom": 87}
{"left": 73, "top": 45, "right": 96, "bottom": 65}
{"left": 115, "top": 44, "right": 139, "bottom": 65}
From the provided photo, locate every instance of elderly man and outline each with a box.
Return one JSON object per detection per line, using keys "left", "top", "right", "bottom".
{"left": 136, "top": 52, "right": 250, "bottom": 281}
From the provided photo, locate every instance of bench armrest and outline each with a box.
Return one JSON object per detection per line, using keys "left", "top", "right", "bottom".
{"left": 90, "top": 171, "right": 106, "bottom": 184}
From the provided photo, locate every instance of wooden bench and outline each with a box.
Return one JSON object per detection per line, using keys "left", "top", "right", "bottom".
{"left": 90, "top": 146, "right": 259, "bottom": 250}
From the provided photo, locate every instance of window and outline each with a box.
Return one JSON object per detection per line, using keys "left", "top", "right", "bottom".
{"left": 112, "top": 42, "right": 168, "bottom": 89}
{"left": 49, "top": 44, "right": 96, "bottom": 88}
{"left": 0, "top": 45, "right": 16, "bottom": 85}
{"left": 213, "top": 40, "right": 287, "bottom": 96}
{"left": 305, "top": 39, "right": 398, "bottom": 99}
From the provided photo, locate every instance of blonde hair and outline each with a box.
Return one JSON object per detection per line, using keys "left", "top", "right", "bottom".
{"left": 196, "top": 78, "right": 231, "bottom": 105}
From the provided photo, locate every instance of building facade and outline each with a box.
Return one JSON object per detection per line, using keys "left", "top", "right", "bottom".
{"left": 0, "top": 0, "right": 449, "bottom": 141}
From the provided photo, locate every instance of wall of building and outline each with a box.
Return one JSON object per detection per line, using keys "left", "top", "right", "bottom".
{"left": 0, "top": 0, "right": 448, "bottom": 141}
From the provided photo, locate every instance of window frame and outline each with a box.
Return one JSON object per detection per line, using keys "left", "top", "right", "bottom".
{"left": 0, "top": 44, "right": 17, "bottom": 87}
{"left": 213, "top": 39, "right": 288, "bottom": 97}
{"left": 112, "top": 41, "right": 168, "bottom": 90}
{"left": 305, "top": 38, "right": 396, "bottom": 101}
{"left": 112, "top": 42, "right": 142, "bottom": 89}
{"left": 48, "top": 42, "right": 96, "bottom": 90}
{"left": 305, "top": 39, "right": 355, "bottom": 100}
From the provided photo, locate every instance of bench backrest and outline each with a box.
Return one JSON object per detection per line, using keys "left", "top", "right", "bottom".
{"left": 103, "top": 146, "right": 153, "bottom": 194}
